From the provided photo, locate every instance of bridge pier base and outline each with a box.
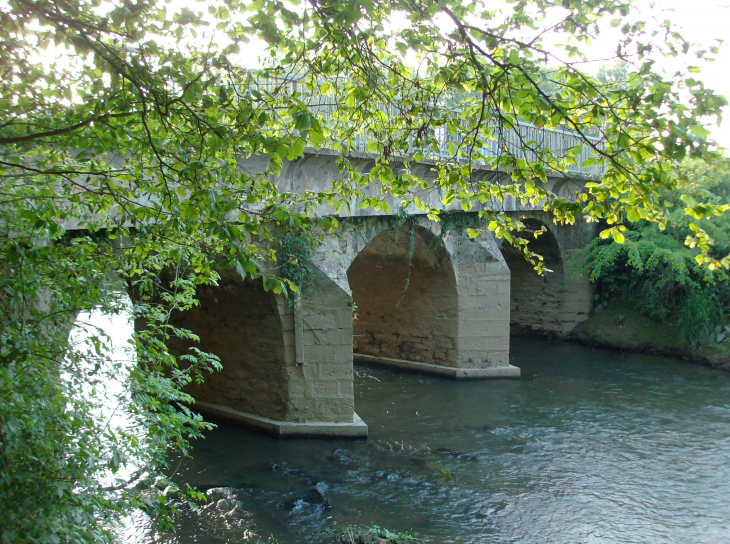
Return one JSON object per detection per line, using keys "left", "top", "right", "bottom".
{"left": 192, "top": 401, "right": 368, "bottom": 437}
{"left": 354, "top": 353, "right": 520, "bottom": 379}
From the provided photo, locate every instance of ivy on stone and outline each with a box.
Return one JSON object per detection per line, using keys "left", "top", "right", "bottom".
{"left": 276, "top": 233, "right": 313, "bottom": 298}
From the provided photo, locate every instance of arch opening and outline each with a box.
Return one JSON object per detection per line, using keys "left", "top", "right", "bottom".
{"left": 501, "top": 218, "right": 565, "bottom": 336}
{"left": 165, "top": 272, "right": 290, "bottom": 421}
{"left": 347, "top": 224, "right": 459, "bottom": 367}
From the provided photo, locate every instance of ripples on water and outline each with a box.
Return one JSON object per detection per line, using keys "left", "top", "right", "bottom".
{"left": 136, "top": 339, "right": 730, "bottom": 543}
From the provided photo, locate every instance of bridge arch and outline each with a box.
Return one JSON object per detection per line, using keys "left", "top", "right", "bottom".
{"left": 500, "top": 217, "right": 566, "bottom": 336}
{"left": 137, "top": 263, "right": 364, "bottom": 436}
{"left": 347, "top": 223, "right": 460, "bottom": 367}
{"left": 501, "top": 211, "right": 595, "bottom": 336}
{"left": 311, "top": 215, "right": 517, "bottom": 376}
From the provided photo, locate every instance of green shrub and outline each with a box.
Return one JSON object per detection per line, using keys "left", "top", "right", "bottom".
{"left": 276, "top": 233, "right": 313, "bottom": 298}
{"left": 575, "top": 158, "right": 730, "bottom": 351}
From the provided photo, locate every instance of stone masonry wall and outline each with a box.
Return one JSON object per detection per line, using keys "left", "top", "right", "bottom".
{"left": 313, "top": 216, "right": 512, "bottom": 370}
{"left": 166, "top": 272, "right": 291, "bottom": 421}
{"left": 442, "top": 230, "right": 512, "bottom": 368}
{"left": 164, "top": 264, "right": 356, "bottom": 425}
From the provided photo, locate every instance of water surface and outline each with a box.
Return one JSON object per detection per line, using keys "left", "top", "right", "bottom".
{"left": 141, "top": 339, "right": 730, "bottom": 543}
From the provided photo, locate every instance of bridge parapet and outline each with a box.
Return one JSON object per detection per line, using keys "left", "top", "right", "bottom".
{"left": 238, "top": 151, "right": 590, "bottom": 221}
{"left": 253, "top": 77, "right": 605, "bottom": 178}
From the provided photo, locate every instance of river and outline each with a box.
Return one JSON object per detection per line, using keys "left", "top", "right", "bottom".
{"left": 132, "top": 338, "right": 730, "bottom": 543}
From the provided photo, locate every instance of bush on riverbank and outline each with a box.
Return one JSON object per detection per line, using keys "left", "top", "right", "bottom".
{"left": 575, "top": 158, "right": 730, "bottom": 351}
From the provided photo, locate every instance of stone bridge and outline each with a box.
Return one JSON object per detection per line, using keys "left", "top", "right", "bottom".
{"left": 159, "top": 151, "right": 597, "bottom": 438}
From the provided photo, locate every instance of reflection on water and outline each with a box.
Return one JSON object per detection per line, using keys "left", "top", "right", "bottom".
{"left": 136, "top": 339, "right": 730, "bottom": 543}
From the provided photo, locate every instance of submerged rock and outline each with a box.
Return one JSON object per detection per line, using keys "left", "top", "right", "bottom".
{"left": 291, "top": 499, "right": 309, "bottom": 513}
{"left": 332, "top": 448, "right": 357, "bottom": 465}
{"left": 215, "top": 497, "right": 239, "bottom": 513}
{"left": 314, "top": 482, "right": 333, "bottom": 510}
{"left": 205, "top": 487, "right": 233, "bottom": 502}
{"left": 315, "top": 481, "right": 329, "bottom": 498}
{"left": 199, "top": 487, "right": 255, "bottom": 531}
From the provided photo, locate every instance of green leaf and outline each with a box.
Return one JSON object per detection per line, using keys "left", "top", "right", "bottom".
{"left": 617, "top": 133, "right": 631, "bottom": 149}
{"left": 690, "top": 125, "right": 710, "bottom": 139}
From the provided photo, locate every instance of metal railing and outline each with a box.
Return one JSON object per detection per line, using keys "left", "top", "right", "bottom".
{"left": 250, "top": 77, "right": 605, "bottom": 178}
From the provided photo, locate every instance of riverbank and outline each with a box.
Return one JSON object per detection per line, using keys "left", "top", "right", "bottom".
{"left": 567, "top": 301, "right": 730, "bottom": 372}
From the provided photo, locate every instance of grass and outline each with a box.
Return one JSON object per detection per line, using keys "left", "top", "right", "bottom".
{"left": 432, "top": 461, "right": 453, "bottom": 480}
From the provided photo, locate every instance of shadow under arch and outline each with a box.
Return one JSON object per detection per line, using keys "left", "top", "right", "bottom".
{"left": 162, "top": 270, "right": 291, "bottom": 422}
{"left": 347, "top": 224, "right": 460, "bottom": 367}
{"left": 500, "top": 218, "right": 566, "bottom": 336}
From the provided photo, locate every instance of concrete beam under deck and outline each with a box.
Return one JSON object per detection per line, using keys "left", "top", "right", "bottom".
{"left": 193, "top": 401, "right": 368, "bottom": 438}
{"left": 354, "top": 354, "right": 521, "bottom": 379}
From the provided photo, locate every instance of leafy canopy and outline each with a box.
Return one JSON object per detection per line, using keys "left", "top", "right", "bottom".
{"left": 1, "top": 0, "right": 728, "bottom": 541}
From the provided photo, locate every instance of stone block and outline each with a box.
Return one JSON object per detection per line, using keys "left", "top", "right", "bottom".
{"left": 336, "top": 308, "right": 353, "bottom": 329}
{"left": 333, "top": 343, "right": 353, "bottom": 362}
{"left": 337, "top": 378, "right": 354, "bottom": 396}
{"left": 461, "top": 296, "right": 490, "bottom": 311}
{"left": 303, "top": 313, "right": 338, "bottom": 330}
{"left": 485, "top": 262, "right": 509, "bottom": 274}
{"left": 497, "top": 280, "right": 511, "bottom": 294}
{"left": 304, "top": 344, "right": 334, "bottom": 363}
{"left": 280, "top": 315, "right": 295, "bottom": 331}
{"left": 483, "top": 304, "right": 510, "bottom": 320}
{"left": 459, "top": 319, "right": 488, "bottom": 337}
{"left": 302, "top": 329, "right": 321, "bottom": 346}
{"left": 283, "top": 331, "right": 296, "bottom": 347}
{"left": 313, "top": 397, "right": 354, "bottom": 422}
{"left": 458, "top": 308, "right": 488, "bottom": 325}
{"left": 315, "top": 361, "right": 353, "bottom": 379}
{"left": 487, "top": 349, "right": 509, "bottom": 367}
{"left": 484, "top": 336, "right": 508, "bottom": 352}
{"left": 458, "top": 350, "right": 488, "bottom": 366}
{"left": 483, "top": 321, "right": 510, "bottom": 338}
{"left": 283, "top": 344, "right": 296, "bottom": 362}
{"left": 289, "top": 382, "right": 306, "bottom": 399}
{"left": 459, "top": 336, "right": 486, "bottom": 351}
{"left": 311, "top": 379, "right": 339, "bottom": 397}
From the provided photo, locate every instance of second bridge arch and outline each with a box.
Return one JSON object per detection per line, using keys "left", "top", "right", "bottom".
{"left": 347, "top": 223, "right": 460, "bottom": 367}
{"left": 312, "top": 215, "right": 519, "bottom": 378}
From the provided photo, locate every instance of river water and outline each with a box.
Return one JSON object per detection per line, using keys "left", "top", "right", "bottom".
{"left": 136, "top": 338, "right": 730, "bottom": 543}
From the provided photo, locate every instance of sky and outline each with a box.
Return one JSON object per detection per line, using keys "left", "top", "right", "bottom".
{"left": 664, "top": 0, "right": 730, "bottom": 149}
{"left": 587, "top": 0, "right": 730, "bottom": 150}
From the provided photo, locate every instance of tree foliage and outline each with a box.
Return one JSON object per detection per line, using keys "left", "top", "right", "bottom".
{"left": 1, "top": 0, "right": 728, "bottom": 540}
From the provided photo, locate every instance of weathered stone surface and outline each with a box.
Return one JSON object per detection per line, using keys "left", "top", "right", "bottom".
{"left": 163, "top": 261, "right": 357, "bottom": 429}
{"left": 165, "top": 271, "right": 292, "bottom": 422}
{"left": 348, "top": 224, "right": 460, "bottom": 367}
